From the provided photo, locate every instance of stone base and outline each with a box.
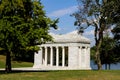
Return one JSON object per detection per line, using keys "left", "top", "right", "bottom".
{"left": 33, "top": 65, "right": 91, "bottom": 70}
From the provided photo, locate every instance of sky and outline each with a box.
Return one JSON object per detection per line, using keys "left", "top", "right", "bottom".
{"left": 41, "top": 0, "right": 95, "bottom": 46}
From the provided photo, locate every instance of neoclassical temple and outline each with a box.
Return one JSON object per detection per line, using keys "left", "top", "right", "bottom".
{"left": 33, "top": 31, "right": 91, "bottom": 70}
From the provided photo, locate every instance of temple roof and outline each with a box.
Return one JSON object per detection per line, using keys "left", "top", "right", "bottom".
{"left": 50, "top": 31, "right": 90, "bottom": 43}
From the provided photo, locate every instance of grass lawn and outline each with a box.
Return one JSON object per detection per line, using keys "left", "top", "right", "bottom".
{"left": 0, "top": 55, "right": 33, "bottom": 68}
{"left": 12, "top": 61, "right": 33, "bottom": 68}
{"left": 0, "top": 55, "right": 120, "bottom": 80}
{"left": 0, "top": 70, "right": 120, "bottom": 80}
{"left": 0, "top": 55, "right": 6, "bottom": 68}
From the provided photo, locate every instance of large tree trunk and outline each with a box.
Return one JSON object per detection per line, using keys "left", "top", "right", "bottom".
{"left": 5, "top": 51, "right": 12, "bottom": 73}
{"left": 94, "top": 17, "right": 105, "bottom": 70}
{"left": 95, "top": 49, "right": 102, "bottom": 70}
{"left": 95, "top": 37, "right": 102, "bottom": 70}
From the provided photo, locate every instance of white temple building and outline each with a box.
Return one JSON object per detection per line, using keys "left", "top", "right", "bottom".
{"left": 33, "top": 31, "right": 91, "bottom": 70}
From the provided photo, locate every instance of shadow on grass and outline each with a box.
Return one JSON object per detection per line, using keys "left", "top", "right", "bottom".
{"left": 0, "top": 69, "right": 55, "bottom": 74}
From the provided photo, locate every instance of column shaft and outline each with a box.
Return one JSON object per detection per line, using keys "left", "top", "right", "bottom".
{"left": 78, "top": 46, "right": 81, "bottom": 67}
{"left": 45, "top": 47, "right": 47, "bottom": 66}
{"left": 87, "top": 47, "right": 90, "bottom": 67}
{"left": 56, "top": 47, "right": 59, "bottom": 66}
{"left": 50, "top": 47, "right": 53, "bottom": 66}
{"left": 62, "top": 47, "right": 65, "bottom": 67}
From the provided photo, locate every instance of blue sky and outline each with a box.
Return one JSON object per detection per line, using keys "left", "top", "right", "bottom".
{"left": 41, "top": 0, "right": 78, "bottom": 34}
{"left": 41, "top": 0, "right": 95, "bottom": 46}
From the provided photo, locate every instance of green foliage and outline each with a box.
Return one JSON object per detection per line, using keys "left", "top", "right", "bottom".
{"left": 0, "top": 0, "right": 58, "bottom": 72}
{"left": 103, "top": 0, "right": 120, "bottom": 45}
{"left": 104, "top": 0, "right": 120, "bottom": 64}
{"left": 103, "top": 0, "right": 120, "bottom": 24}
{"left": 0, "top": 0, "right": 57, "bottom": 52}
{"left": 112, "top": 23, "right": 120, "bottom": 41}
{"left": 100, "top": 36, "right": 116, "bottom": 65}
{"left": 90, "top": 46, "right": 96, "bottom": 60}
{"left": 91, "top": 35, "right": 120, "bottom": 69}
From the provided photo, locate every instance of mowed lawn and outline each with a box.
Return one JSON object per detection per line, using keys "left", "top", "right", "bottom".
{"left": 0, "top": 70, "right": 120, "bottom": 80}
{"left": 0, "top": 55, "right": 120, "bottom": 80}
{"left": 0, "top": 55, "right": 33, "bottom": 68}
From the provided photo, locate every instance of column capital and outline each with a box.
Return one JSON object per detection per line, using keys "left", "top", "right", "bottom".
{"left": 78, "top": 46, "right": 81, "bottom": 49}
{"left": 87, "top": 47, "right": 90, "bottom": 48}
{"left": 43, "top": 46, "right": 47, "bottom": 49}
{"left": 49, "top": 46, "right": 53, "bottom": 48}
{"left": 56, "top": 46, "right": 59, "bottom": 49}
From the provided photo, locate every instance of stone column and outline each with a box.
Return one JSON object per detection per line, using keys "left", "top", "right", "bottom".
{"left": 62, "top": 46, "right": 65, "bottom": 67}
{"left": 85, "top": 47, "right": 87, "bottom": 67}
{"left": 78, "top": 46, "right": 81, "bottom": 67}
{"left": 45, "top": 47, "right": 47, "bottom": 66}
{"left": 56, "top": 47, "right": 59, "bottom": 66}
{"left": 50, "top": 47, "right": 53, "bottom": 66}
{"left": 81, "top": 47, "right": 86, "bottom": 68}
{"left": 68, "top": 46, "right": 78, "bottom": 67}
{"left": 33, "top": 47, "right": 42, "bottom": 68}
{"left": 87, "top": 47, "right": 90, "bottom": 68}
{"left": 40, "top": 47, "right": 43, "bottom": 65}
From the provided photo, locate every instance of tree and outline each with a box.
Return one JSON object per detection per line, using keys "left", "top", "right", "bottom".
{"left": 0, "top": 0, "right": 58, "bottom": 73}
{"left": 103, "top": 0, "right": 120, "bottom": 41}
{"left": 112, "top": 23, "right": 120, "bottom": 45}
{"left": 100, "top": 35, "right": 115, "bottom": 70}
{"left": 112, "top": 23, "right": 120, "bottom": 64}
{"left": 104, "top": 0, "right": 120, "bottom": 64}
{"left": 100, "top": 35, "right": 120, "bottom": 70}
{"left": 72, "top": 0, "right": 114, "bottom": 70}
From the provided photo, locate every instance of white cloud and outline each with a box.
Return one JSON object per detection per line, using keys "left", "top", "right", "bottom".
{"left": 48, "top": 6, "right": 77, "bottom": 17}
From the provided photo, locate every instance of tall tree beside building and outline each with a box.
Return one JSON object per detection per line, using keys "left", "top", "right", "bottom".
{"left": 0, "top": 0, "right": 58, "bottom": 73}
{"left": 72, "top": 0, "right": 118, "bottom": 70}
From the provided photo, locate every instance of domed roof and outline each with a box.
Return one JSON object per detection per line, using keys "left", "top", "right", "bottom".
{"left": 50, "top": 31, "right": 90, "bottom": 43}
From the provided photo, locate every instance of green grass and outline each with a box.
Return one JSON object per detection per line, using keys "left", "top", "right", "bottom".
{"left": 0, "top": 55, "right": 33, "bottom": 68}
{"left": 0, "top": 70, "right": 120, "bottom": 80}
{"left": 0, "top": 55, "right": 6, "bottom": 68}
